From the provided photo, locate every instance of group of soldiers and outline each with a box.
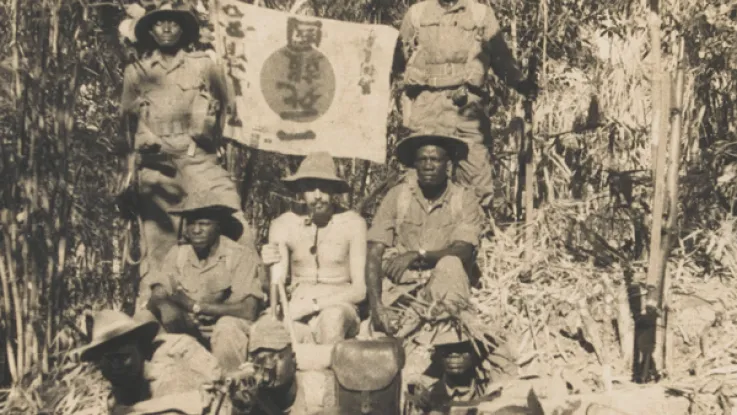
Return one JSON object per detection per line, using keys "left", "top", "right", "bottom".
{"left": 77, "top": 0, "right": 538, "bottom": 413}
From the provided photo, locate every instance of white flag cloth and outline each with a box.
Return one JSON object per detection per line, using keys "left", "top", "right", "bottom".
{"left": 212, "top": 1, "right": 399, "bottom": 163}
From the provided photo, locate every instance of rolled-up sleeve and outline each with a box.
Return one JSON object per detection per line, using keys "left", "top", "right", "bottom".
{"left": 449, "top": 189, "right": 484, "bottom": 247}
{"left": 367, "top": 187, "right": 399, "bottom": 247}
{"left": 228, "top": 246, "right": 266, "bottom": 303}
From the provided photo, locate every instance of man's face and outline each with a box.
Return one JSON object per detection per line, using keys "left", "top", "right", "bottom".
{"left": 185, "top": 214, "right": 221, "bottom": 252}
{"left": 98, "top": 342, "right": 145, "bottom": 385}
{"left": 437, "top": 342, "right": 475, "bottom": 377}
{"left": 414, "top": 145, "right": 449, "bottom": 187}
{"left": 253, "top": 347, "right": 297, "bottom": 388}
{"left": 297, "top": 179, "right": 336, "bottom": 217}
{"left": 150, "top": 18, "right": 183, "bottom": 48}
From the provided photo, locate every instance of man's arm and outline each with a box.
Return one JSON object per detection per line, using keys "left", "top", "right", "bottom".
{"left": 479, "top": 7, "right": 529, "bottom": 94}
{"left": 418, "top": 241, "right": 475, "bottom": 270}
{"left": 315, "top": 213, "right": 367, "bottom": 309}
{"left": 366, "top": 241, "right": 386, "bottom": 310}
{"left": 198, "top": 297, "right": 259, "bottom": 321}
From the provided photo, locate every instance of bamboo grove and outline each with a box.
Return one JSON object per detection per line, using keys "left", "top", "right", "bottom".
{"left": 0, "top": 0, "right": 737, "bottom": 402}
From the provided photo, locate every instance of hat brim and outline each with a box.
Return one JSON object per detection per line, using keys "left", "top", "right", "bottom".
{"left": 134, "top": 10, "right": 200, "bottom": 46}
{"left": 168, "top": 205, "right": 238, "bottom": 216}
{"left": 77, "top": 320, "right": 160, "bottom": 362}
{"left": 282, "top": 175, "right": 350, "bottom": 194}
{"left": 395, "top": 134, "right": 469, "bottom": 167}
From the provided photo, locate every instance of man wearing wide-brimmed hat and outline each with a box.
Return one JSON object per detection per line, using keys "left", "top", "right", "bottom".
{"left": 366, "top": 130, "right": 484, "bottom": 334}
{"left": 120, "top": 0, "right": 255, "bottom": 306}
{"left": 260, "top": 152, "right": 367, "bottom": 345}
{"left": 76, "top": 309, "right": 223, "bottom": 413}
{"left": 144, "top": 189, "right": 265, "bottom": 370}
{"left": 406, "top": 326, "right": 493, "bottom": 414}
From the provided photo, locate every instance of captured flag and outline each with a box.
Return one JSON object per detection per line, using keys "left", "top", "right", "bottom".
{"left": 212, "top": 2, "right": 399, "bottom": 163}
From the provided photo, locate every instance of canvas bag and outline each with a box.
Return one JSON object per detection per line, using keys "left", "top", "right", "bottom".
{"left": 331, "top": 337, "right": 405, "bottom": 415}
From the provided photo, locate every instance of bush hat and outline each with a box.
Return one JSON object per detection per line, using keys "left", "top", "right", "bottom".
{"left": 282, "top": 152, "right": 350, "bottom": 194}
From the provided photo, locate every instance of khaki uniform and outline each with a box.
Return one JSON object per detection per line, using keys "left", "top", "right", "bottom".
{"left": 399, "top": 0, "right": 518, "bottom": 201}
{"left": 108, "top": 333, "right": 226, "bottom": 414}
{"left": 368, "top": 180, "right": 483, "bottom": 304}
{"left": 121, "top": 49, "right": 255, "bottom": 296}
{"left": 149, "top": 236, "right": 265, "bottom": 369}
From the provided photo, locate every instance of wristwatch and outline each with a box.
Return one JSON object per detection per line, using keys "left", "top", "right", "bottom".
{"left": 418, "top": 248, "right": 427, "bottom": 258}
{"left": 192, "top": 303, "right": 202, "bottom": 314}
{"left": 312, "top": 298, "right": 320, "bottom": 313}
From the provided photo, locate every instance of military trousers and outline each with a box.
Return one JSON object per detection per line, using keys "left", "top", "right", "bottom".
{"left": 148, "top": 298, "right": 252, "bottom": 371}
{"left": 403, "top": 88, "right": 494, "bottom": 203}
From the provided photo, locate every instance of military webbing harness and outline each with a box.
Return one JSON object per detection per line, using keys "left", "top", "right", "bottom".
{"left": 404, "top": 0, "right": 488, "bottom": 89}
{"left": 394, "top": 180, "right": 465, "bottom": 235}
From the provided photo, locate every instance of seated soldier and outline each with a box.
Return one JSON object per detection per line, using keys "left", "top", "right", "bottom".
{"left": 76, "top": 309, "right": 224, "bottom": 414}
{"left": 409, "top": 328, "right": 493, "bottom": 414}
{"left": 366, "top": 131, "right": 483, "bottom": 333}
{"left": 146, "top": 190, "right": 265, "bottom": 370}
{"left": 261, "top": 152, "right": 367, "bottom": 345}
{"left": 236, "top": 315, "right": 332, "bottom": 415}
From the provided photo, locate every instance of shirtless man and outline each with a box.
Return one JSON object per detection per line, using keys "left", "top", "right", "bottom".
{"left": 262, "top": 152, "right": 366, "bottom": 345}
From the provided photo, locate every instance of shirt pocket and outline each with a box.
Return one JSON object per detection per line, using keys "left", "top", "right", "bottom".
{"left": 202, "top": 275, "right": 233, "bottom": 303}
{"left": 397, "top": 216, "right": 425, "bottom": 251}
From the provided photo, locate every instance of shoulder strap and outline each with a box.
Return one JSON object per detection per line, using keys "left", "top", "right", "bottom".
{"left": 176, "top": 245, "right": 187, "bottom": 277}
{"left": 410, "top": 1, "right": 427, "bottom": 29}
{"left": 469, "top": 0, "right": 487, "bottom": 27}
{"left": 395, "top": 182, "right": 413, "bottom": 230}
{"left": 449, "top": 186, "right": 465, "bottom": 220}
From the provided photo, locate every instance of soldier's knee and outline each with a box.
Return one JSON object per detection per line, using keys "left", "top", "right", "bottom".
{"left": 435, "top": 256, "right": 465, "bottom": 274}
{"left": 317, "top": 306, "right": 354, "bottom": 327}
{"left": 212, "top": 316, "right": 250, "bottom": 339}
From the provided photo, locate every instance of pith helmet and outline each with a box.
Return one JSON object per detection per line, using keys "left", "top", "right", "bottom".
{"left": 282, "top": 152, "right": 350, "bottom": 194}
{"left": 134, "top": 0, "right": 200, "bottom": 47}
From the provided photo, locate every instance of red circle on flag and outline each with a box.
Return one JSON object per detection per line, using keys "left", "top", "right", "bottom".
{"left": 260, "top": 47, "right": 336, "bottom": 123}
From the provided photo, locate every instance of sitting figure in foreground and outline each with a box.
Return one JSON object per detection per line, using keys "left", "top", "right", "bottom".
{"left": 146, "top": 190, "right": 265, "bottom": 370}
{"left": 408, "top": 327, "right": 495, "bottom": 414}
{"left": 262, "top": 152, "right": 367, "bottom": 345}
{"left": 231, "top": 314, "right": 334, "bottom": 415}
{"left": 366, "top": 130, "right": 483, "bottom": 333}
{"left": 76, "top": 309, "right": 225, "bottom": 414}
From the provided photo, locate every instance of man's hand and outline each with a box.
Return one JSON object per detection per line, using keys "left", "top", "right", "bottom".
{"left": 516, "top": 78, "right": 539, "bottom": 100}
{"left": 370, "top": 304, "right": 396, "bottom": 335}
{"left": 288, "top": 298, "right": 317, "bottom": 321}
{"left": 386, "top": 251, "right": 421, "bottom": 283}
{"left": 169, "top": 285, "right": 196, "bottom": 312}
{"left": 260, "top": 243, "right": 282, "bottom": 266}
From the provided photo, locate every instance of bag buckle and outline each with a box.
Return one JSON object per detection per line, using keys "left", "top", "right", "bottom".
{"left": 360, "top": 391, "right": 371, "bottom": 414}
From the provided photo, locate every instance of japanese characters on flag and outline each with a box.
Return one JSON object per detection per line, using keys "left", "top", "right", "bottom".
{"left": 212, "top": 1, "right": 399, "bottom": 164}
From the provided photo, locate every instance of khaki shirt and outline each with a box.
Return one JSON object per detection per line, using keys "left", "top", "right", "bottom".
{"left": 121, "top": 49, "right": 230, "bottom": 153}
{"left": 152, "top": 236, "right": 265, "bottom": 304}
{"left": 368, "top": 181, "right": 483, "bottom": 252}
{"left": 399, "top": 0, "right": 500, "bottom": 66}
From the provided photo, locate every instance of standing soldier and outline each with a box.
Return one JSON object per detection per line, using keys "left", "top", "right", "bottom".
{"left": 120, "top": 0, "right": 257, "bottom": 305}
{"left": 397, "top": 0, "right": 537, "bottom": 207}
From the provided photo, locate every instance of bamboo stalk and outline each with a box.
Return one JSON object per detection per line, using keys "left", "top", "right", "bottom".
{"left": 657, "top": 37, "right": 686, "bottom": 377}
{"left": 5, "top": 224, "right": 24, "bottom": 382}
{"left": 0, "top": 236, "right": 17, "bottom": 383}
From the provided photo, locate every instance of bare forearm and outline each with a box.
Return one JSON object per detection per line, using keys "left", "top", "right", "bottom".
{"left": 366, "top": 243, "right": 386, "bottom": 308}
{"left": 487, "top": 34, "right": 525, "bottom": 90}
{"left": 200, "top": 297, "right": 259, "bottom": 321}
{"left": 422, "top": 242, "right": 475, "bottom": 269}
